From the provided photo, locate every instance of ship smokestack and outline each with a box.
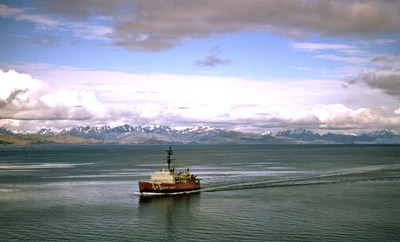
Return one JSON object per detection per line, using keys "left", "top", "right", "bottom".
{"left": 166, "top": 145, "right": 173, "bottom": 171}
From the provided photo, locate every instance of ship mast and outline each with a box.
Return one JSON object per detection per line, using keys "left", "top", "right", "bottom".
{"left": 166, "top": 145, "right": 173, "bottom": 171}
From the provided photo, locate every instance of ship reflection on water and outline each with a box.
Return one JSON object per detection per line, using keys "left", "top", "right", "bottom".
{"left": 139, "top": 193, "right": 200, "bottom": 207}
{"left": 138, "top": 194, "right": 201, "bottom": 240}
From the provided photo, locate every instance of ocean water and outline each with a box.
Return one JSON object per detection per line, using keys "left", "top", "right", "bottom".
{"left": 1, "top": 144, "right": 400, "bottom": 241}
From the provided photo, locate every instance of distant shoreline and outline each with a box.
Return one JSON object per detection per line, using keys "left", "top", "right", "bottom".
{"left": 2, "top": 125, "right": 400, "bottom": 145}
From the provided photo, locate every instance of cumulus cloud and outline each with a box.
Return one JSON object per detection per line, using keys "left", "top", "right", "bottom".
{"left": 350, "top": 53, "right": 400, "bottom": 99}
{"left": 0, "top": 69, "right": 106, "bottom": 121}
{"left": 356, "top": 73, "right": 400, "bottom": 98}
{"left": 3, "top": 66, "right": 397, "bottom": 133}
{"left": 309, "top": 104, "right": 376, "bottom": 129}
{"left": 8, "top": 0, "right": 399, "bottom": 51}
{"left": 2, "top": 67, "right": 400, "bottom": 133}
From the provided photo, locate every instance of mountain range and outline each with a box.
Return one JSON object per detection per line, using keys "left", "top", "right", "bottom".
{"left": 1, "top": 125, "right": 400, "bottom": 145}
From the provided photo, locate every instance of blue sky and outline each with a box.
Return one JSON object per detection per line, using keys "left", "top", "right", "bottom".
{"left": 1, "top": 0, "right": 400, "bottom": 134}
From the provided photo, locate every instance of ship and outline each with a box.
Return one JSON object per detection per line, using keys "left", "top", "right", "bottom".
{"left": 138, "top": 145, "right": 201, "bottom": 194}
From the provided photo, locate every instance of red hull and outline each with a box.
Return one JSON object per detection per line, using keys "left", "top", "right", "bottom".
{"left": 138, "top": 179, "right": 200, "bottom": 193}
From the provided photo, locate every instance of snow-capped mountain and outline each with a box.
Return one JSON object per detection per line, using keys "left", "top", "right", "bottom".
{"left": 1, "top": 125, "right": 400, "bottom": 144}
{"left": 30, "top": 124, "right": 262, "bottom": 144}
{"left": 364, "top": 130, "right": 394, "bottom": 138}
{"left": 275, "top": 128, "right": 400, "bottom": 144}
{"left": 275, "top": 128, "right": 322, "bottom": 141}
{"left": 37, "top": 128, "right": 59, "bottom": 136}
{"left": 0, "top": 127, "right": 15, "bottom": 135}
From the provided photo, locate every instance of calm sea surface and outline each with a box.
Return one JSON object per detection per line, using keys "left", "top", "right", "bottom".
{"left": 1, "top": 144, "right": 400, "bottom": 241}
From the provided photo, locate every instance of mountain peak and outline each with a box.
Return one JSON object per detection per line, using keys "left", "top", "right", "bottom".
{"left": 262, "top": 131, "right": 273, "bottom": 136}
{"left": 1, "top": 125, "right": 400, "bottom": 144}
{"left": 183, "top": 125, "right": 222, "bottom": 134}
{"left": 37, "top": 128, "right": 57, "bottom": 135}
{"left": 366, "top": 129, "right": 395, "bottom": 137}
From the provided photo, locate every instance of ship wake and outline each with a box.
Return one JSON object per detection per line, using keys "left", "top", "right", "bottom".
{"left": 199, "top": 163, "right": 400, "bottom": 193}
{"left": 135, "top": 189, "right": 201, "bottom": 197}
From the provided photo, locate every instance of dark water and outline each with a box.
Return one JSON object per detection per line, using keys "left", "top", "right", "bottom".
{"left": 1, "top": 145, "right": 400, "bottom": 241}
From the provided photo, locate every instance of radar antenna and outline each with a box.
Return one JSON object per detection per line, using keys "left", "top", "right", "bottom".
{"left": 166, "top": 144, "right": 174, "bottom": 171}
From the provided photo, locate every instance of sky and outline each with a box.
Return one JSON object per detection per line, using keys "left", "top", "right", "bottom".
{"left": 1, "top": 0, "right": 400, "bottom": 134}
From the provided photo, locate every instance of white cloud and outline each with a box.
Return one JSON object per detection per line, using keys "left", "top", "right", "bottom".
{"left": 0, "top": 4, "right": 59, "bottom": 27}
{"left": 15, "top": 13, "right": 60, "bottom": 27}
{"left": 373, "top": 38, "right": 397, "bottom": 45}
{"left": 0, "top": 4, "right": 110, "bottom": 44}
{"left": 0, "top": 69, "right": 106, "bottom": 122}
{"left": 292, "top": 39, "right": 400, "bottom": 82}
{"left": 314, "top": 55, "right": 370, "bottom": 64}
{"left": 310, "top": 104, "right": 373, "bottom": 127}
{"left": 395, "top": 107, "right": 400, "bottom": 115}
{"left": 0, "top": 69, "right": 47, "bottom": 100}
{"left": 71, "top": 23, "right": 112, "bottom": 40}
{"left": 0, "top": 4, "right": 22, "bottom": 17}
{"left": 1, "top": 66, "right": 398, "bottom": 133}
{"left": 291, "top": 42, "right": 357, "bottom": 52}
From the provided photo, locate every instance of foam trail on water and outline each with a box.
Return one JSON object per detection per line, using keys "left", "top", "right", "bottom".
{"left": 134, "top": 189, "right": 201, "bottom": 197}
{"left": 200, "top": 163, "right": 400, "bottom": 192}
